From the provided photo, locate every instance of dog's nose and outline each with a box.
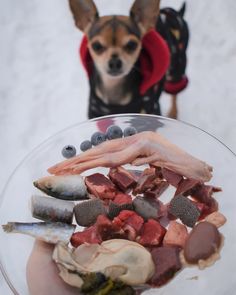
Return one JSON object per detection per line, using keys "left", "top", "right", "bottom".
{"left": 108, "top": 56, "right": 122, "bottom": 74}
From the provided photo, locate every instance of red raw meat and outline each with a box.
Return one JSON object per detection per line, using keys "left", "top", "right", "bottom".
{"left": 174, "top": 180, "right": 220, "bottom": 217}
{"left": 114, "top": 210, "right": 144, "bottom": 233}
{"left": 163, "top": 221, "right": 188, "bottom": 248}
{"left": 150, "top": 246, "right": 182, "bottom": 287}
{"left": 96, "top": 214, "right": 120, "bottom": 240}
{"left": 191, "top": 184, "right": 220, "bottom": 215}
{"left": 85, "top": 173, "right": 117, "bottom": 201}
{"left": 162, "top": 168, "right": 183, "bottom": 187}
{"left": 157, "top": 202, "right": 177, "bottom": 228}
{"left": 191, "top": 184, "right": 221, "bottom": 200}
{"left": 193, "top": 201, "right": 217, "bottom": 219}
{"left": 137, "top": 219, "right": 166, "bottom": 246}
{"left": 113, "top": 192, "right": 133, "bottom": 205}
{"left": 95, "top": 211, "right": 144, "bottom": 242}
{"left": 123, "top": 224, "right": 137, "bottom": 241}
{"left": 126, "top": 169, "right": 143, "bottom": 182}
{"left": 144, "top": 180, "right": 169, "bottom": 199}
{"left": 108, "top": 167, "right": 137, "bottom": 192}
{"left": 192, "top": 184, "right": 222, "bottom": 197}
{"left": 133, "top": 168, "right": 158, "bottom": 195}
{"left": 174, "top": 178, "right": 200, "bottom": 196}
{"left": 70, "top": 225, "right": 102, "bottom": 247}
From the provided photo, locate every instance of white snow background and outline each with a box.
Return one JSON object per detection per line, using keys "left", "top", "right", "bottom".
{"left": 0, "top": 0, "right": 236, "bottom": 293}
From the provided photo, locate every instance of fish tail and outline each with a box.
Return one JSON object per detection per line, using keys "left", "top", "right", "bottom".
{"left": 2, "top": 222, "right": 15, "bottom": 233}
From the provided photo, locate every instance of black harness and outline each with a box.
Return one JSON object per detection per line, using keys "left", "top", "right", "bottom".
{"left": 88, "top": 76, "right": 164, "bottom": 119}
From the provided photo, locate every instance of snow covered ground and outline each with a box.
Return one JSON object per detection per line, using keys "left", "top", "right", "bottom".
{"left": 0, "top": 0, "right": 236, "bottom": 293}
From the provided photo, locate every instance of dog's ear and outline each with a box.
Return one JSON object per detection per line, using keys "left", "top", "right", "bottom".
{"left": 130, "top": 0, "right": 160, "bottom": 35}
{"left": 179, "top": 2, "right": 186, "bottom": 17}
{"left": 69, "top": 0, "right": 99, "bottom": 33}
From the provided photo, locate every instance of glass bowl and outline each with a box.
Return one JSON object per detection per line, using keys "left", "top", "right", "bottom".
{"left": 0, "top": 114, "right": 236, "bottom": 295}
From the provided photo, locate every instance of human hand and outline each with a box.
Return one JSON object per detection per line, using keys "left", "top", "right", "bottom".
{"left": 26, "top": 241, "right": 79, "bottom": 295}
{"left": 48, "top": 131, "right": 212, "bottom": 182}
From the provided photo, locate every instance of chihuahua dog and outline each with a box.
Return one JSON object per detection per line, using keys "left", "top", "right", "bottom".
{"left": 69, "top": 0, "right": 188, "bottom": 119}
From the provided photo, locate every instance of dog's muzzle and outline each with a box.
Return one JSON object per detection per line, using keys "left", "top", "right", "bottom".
{"left": 107, "top": 55, "right": 123, "bottom": 76}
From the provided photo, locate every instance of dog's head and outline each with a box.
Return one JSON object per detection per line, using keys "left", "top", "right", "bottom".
{"left": 69, "top": 0, "right": 160, "bottom": 78}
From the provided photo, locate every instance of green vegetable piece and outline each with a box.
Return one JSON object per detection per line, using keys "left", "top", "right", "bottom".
{"left": 109, "top": 281, "right": 135, "bottom": 295}
{"left": 81, "top": 273, "right": 107, "bottom": 293}
{"left": 81, "top": 273, "right": 135, "bottom": 295}
{"left": 95, "top": 279, "right": 114, "bottom": 295}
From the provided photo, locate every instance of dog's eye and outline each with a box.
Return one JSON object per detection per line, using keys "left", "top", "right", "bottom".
{"left": 124, "top": 40, "right": 138, "bottom": 53}
{"left": 91, "top": 41, "right": 106, "bottom": 54}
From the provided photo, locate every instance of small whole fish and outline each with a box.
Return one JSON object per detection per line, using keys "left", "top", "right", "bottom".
{"left": 2, "top": 222, "right": 76, "bottom": 244}
{"left": 33, "top": 175, "right": 89, "bottom": 201}
{"left": 31, "top": 195, "right": 75, "bottom": 224}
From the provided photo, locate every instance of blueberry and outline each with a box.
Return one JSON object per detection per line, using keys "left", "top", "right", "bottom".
{"left": 80, "top": 140, "right": 92, "bottom": 152}
{"left": 91, "top": 132, "right": 106, "bottom": 146}
{"left": 106, "top": 125, "right": 123, "bottom": 140}
{"left": 62, "top": 145, "right": 76, "bottom": 158}
{"left": 124, "top": 126, "right": 137, "bottom": 137}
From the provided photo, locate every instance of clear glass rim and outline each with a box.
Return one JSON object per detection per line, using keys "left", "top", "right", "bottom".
{"left": 0, "top": 113, "right": 235, "bottom": 294}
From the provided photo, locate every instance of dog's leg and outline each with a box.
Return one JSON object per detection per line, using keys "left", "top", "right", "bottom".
{"left": 168, "top": 94, "right": 178, "bottom": 119}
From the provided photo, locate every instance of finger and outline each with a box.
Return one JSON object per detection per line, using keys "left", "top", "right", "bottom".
{"left": 48, "top": 136, "right": 138, "bottom": 174}
{"left": 48, "top": 148, "right": 109, "bottom": 174}
{"left": 56, "top": 157, "right": 112, "bottom": 175}
{"left": 131, "top": 154, "right": 159, "bottom": 166}
{"left": 55, "top": 144, "right": 143, "bottom": 175}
